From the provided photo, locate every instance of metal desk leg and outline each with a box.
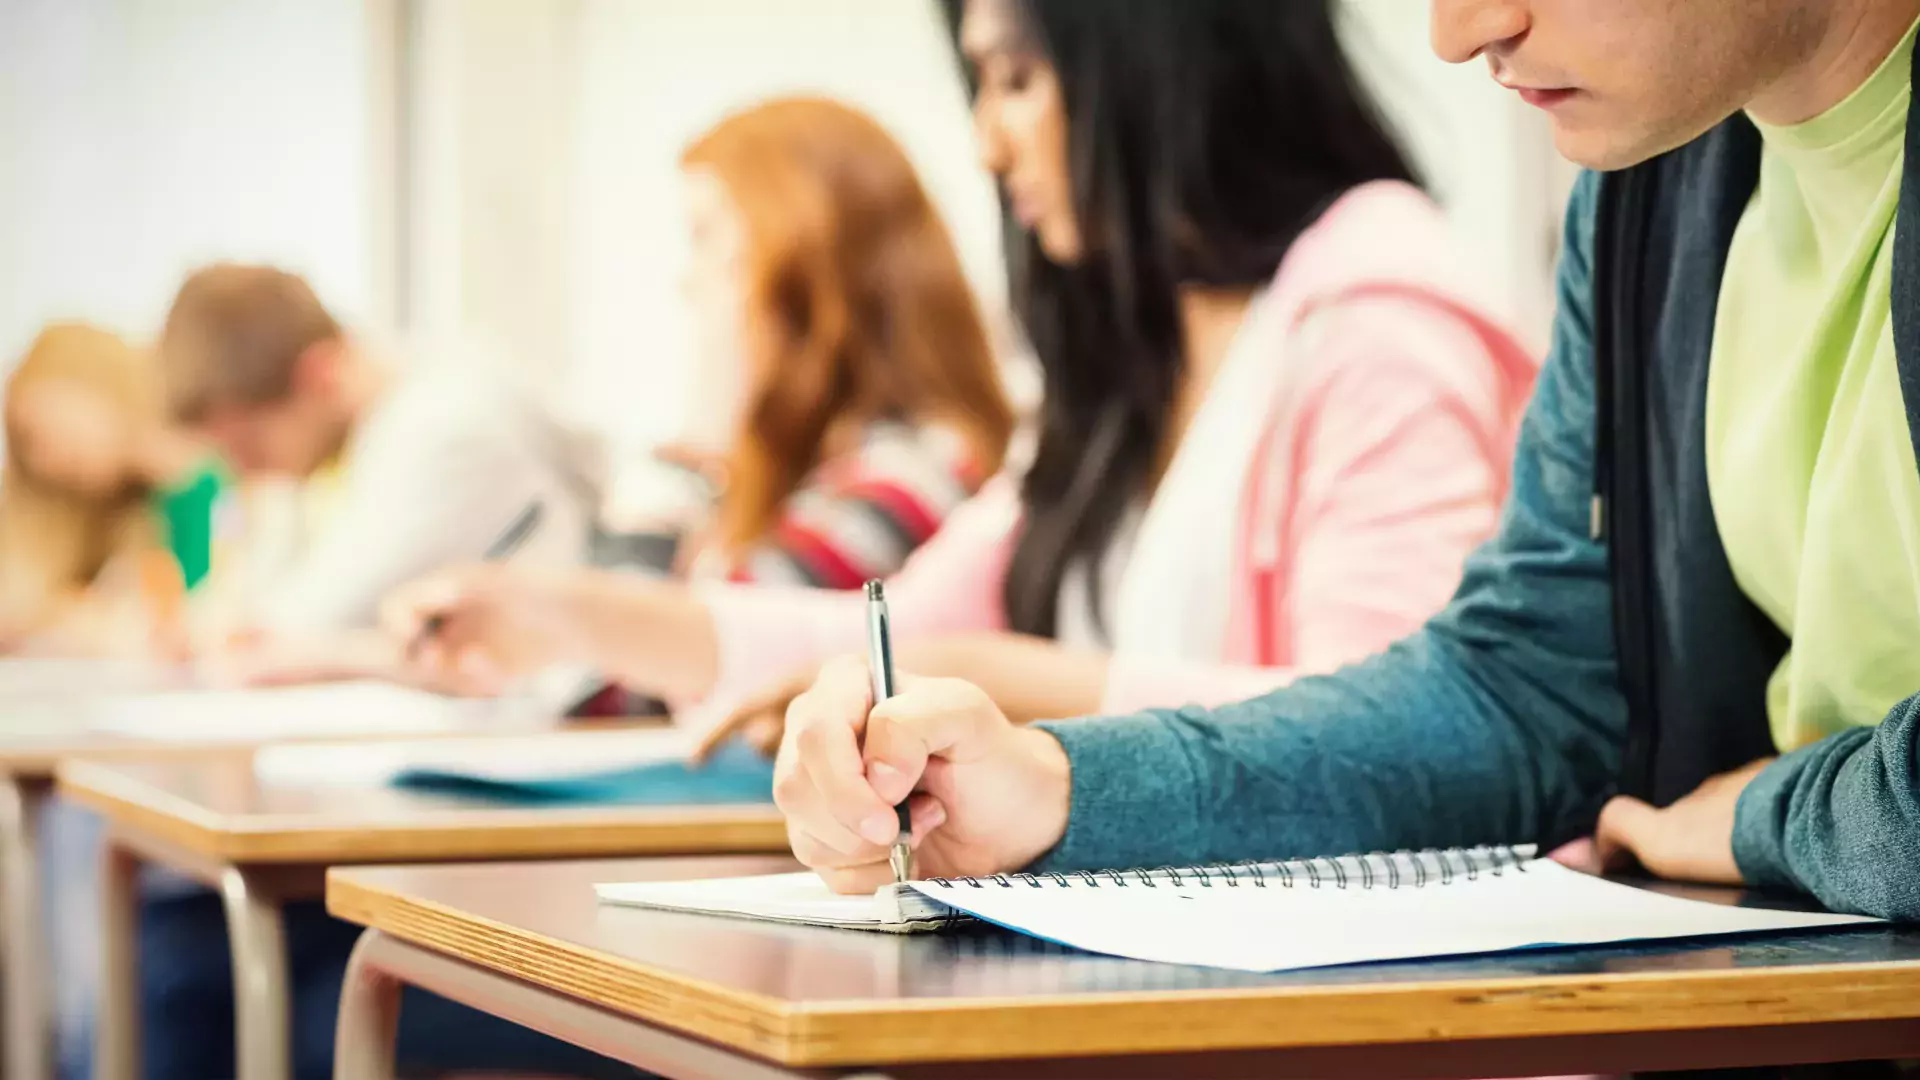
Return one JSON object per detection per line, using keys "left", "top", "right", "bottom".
{"left": 335, "top": 929, "right": 851, "bottom": 1080}
{"left": 0, "top": 775, "right": 49, "bottom": 1080}
{"left": 220, "top": 867, "right": 290, "bottom": 1080}
{"left": 92, "top": 839, "right": 140, "bottom": 1080}
{"left": 331, "top": 931, "right": 400, "bottom": 1080}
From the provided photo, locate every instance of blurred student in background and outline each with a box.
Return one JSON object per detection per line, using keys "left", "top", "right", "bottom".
{"left": 120, "top": 99, "right": 1014, "bottom": 1080}
{"left": 574, "top": 95, "right": 1014, "bottom": 716}
{"left": 387, "top": 0, "right": 1540, "bottom": 749}
{"left": 662, "top": 96, "right": 1013, "bottom": 587}
{"left": 160, "top": 263, "right": 603, "bottom": 637}
{"left": 0, "top": 323, "right": 223, "bottom": 659}
{"left": 80, "top": 265, "right": 613, "bottom": 1080}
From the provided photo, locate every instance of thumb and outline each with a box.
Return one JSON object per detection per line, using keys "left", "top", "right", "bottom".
{"left": 690, "top": 707, "right": 751, "bottom": 765}
{"left": 1547, "top": 837, "right": 1604, "bottom": 875}
{"left": 1594, "top": 795, "right": 1659, "bottom": 870}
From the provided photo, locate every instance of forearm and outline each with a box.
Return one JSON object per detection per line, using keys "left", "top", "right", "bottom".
{"left": 558, "top": 570, "right": 720, "bottom": 703}
{"left": 20, "top": 588, "right": 151, "bottom": 659}
{"left": 901, "top": 634, "right": 1108, "bottom": 723}
{"left": 1733, "top": 697, "right": 1920, "bottom": 918}
{"left": 1035, "top": 626, "right": 1625, "bottom": 872}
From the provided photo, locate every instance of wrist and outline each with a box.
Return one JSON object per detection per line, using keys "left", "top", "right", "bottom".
{"left": 1010, "top": 724, "right": 1073, "bottom": 868}
{"left": 580, "top": 573, "right": 719, "bottom": 702}
{"left": 534, "top": 567, "right": 610, "bottom": 667}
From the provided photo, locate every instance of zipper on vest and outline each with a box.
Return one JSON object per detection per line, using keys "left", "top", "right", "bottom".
{"left": 1593, "top": 172, "right": 1659, "bottom": 800}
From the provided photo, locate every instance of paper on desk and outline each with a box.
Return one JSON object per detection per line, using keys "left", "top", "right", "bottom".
{"left": 0, "top": 658, "right": 188, "bottom": 699}
{"left": 252, "top": 726, "right": 695, "bottom": 786}
{"left": 910, "top": 859, "right": 1881, "bottom": 973}
{"left": 596, "top": 871, "right": 952, "bottom": 931}
{"left": 84, "top": 681, "right": 535, "bottom": 742}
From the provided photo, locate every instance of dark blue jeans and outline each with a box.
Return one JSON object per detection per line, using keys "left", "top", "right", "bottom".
{"left": 135, "top": 890, "right": 638, "bottom": 1080}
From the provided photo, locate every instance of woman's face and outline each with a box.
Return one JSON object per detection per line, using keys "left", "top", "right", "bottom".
{"left": 6, "top": 378, "right": 136, "bottom": 499}
{"left": 961, "top": 0, "right": 1082, "bottom": 265}
{"left": 679, "top": 166, "right": 752, "bottom": 448}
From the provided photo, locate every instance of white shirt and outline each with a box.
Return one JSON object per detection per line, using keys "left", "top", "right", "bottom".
{"left": 1053, "top": 277, "right": 1291, "bottom": 658}
{"left": 251, "top": 363, "right": 603, "bottom": 634}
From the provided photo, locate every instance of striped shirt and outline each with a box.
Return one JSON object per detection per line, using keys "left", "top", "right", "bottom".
{"left": 717, "top": 421, "right": 981, "bottom": 589}
{"left": 569, "top": 420, "right": 983, "bottom": 718}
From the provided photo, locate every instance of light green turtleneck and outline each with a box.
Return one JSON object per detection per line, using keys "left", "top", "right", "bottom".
{"left": 1707, "top": 17, "right": 1920, "bottom": 752}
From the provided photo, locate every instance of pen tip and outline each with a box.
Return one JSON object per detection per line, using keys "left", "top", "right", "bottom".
{"left": 865, "top": 580, "right": 885, "bottom": 602}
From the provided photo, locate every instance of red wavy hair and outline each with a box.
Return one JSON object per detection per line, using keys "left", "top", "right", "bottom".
{"left": 682, "top": 97, "right": 1013, "bottom": 554}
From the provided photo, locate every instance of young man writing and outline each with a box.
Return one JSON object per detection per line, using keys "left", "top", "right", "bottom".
{"left": 158, "top": 264, "right": 603, "bottom": 646}
{"left": 770, "top": 0, "right": 1920, "bottom": 923}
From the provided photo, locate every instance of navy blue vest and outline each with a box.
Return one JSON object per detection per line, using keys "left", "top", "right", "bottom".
{"left": 1593, "top": 46, "right": 1920, "bottom": 806}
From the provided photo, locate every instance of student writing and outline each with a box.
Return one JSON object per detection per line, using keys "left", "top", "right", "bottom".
{"left": 769, "top": 0, "right": 1920, "bottom": 950}
{"left": 386, "top": 0, "right": 1539, "bottom": 740}
{"left": 0, "top": 323, "right": 224, "bottom": 659}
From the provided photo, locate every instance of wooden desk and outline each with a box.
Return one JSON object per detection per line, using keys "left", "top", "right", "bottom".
{"left": 0, "top": 714, "right": 258, "bottom": 1080}
{"left": 0, "top": 701, "right": 646, "bottom": 1080}
{"left": 0, "top": 705, "right": 464, "bottom": 1080}
{"left": 56, "top": 738, "right": 785, "bottom": 1080}
{"left": 328, "top": 857, "right": 1920, "bottom": 1080}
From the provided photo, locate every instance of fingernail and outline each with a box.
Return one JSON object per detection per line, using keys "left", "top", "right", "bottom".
{"left": 858, "top": 811, "right": 896, "bottom": 846}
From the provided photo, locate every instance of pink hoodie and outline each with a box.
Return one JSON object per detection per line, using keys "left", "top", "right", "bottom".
{"left": 687, "top": 181, "right": 1539, "bottom": 722}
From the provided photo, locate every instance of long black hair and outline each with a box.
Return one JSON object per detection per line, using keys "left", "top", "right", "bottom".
{"left": 945, "top": 0, "right": 1419, "bottom": 638}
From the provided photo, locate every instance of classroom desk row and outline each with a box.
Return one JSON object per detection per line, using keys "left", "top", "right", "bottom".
{"left": 5, "top": 716, "right": 1920, "bottom": 1080}
{"left": 0, "top": 700, "right": 770, "bottom": 1080}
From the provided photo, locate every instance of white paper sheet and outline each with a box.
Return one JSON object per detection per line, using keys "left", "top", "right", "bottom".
{"left": 598, "top": 872, "right": 890, "bottom": 926}
{"left": 595, "top": 871, "right": 953, "bottom": 929}
{"left": 0, "top": 658, "right": 187, "bottom": 700}
{"left": 83, "top": 681, "right": 533, "bottom": 742}
{"left": 911, "top": 859, "right": 1881, "bottom": 972}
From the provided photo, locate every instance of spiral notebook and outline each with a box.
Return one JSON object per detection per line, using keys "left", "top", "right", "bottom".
{"left": 595, "top": 845, "right": 1881, "bottom": 973}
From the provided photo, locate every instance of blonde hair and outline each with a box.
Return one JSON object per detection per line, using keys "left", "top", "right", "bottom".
{"left": 0, "top": 324, "right": 163, "bottom": 635}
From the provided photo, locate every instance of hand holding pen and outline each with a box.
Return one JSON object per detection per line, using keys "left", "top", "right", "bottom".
{"left": 769, "top": 589, "right": 1074, "bottom": 895}
{"left": 380, "top": 504, "right": 595, "bottom": 690}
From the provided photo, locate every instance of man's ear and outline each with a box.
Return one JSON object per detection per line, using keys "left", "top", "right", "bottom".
{"left": 289, "top": 339, "right": 345, "bottom": 401}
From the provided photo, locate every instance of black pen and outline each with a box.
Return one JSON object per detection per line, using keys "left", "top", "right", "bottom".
{"left": 865, "top": 580, "right": 913, "bottom": 883}
{"left": 409, "top": 502, "right": 544, "bottom": 658}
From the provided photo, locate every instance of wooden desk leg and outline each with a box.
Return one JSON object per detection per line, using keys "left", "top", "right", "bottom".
{"left": 0, "top": 775, "right": 50, "bottom": 1080}
{"left": 333, "top": 931, "right": 401, "bottom": 1080}
{"left": 335, "top": 929, "right": 851, "bottom": 1080}
{"left": 93, "top": 838, "right": 141, "bottom": 1080}
{"left": 220, "top": 867, "right": 291, "bottom": 1080}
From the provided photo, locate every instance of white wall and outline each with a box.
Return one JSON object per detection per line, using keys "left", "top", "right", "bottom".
{"left": 409, "top": 0, "right": 1574, "bottom": 470}
{"left": 406, "top": 0, "right": 1008, "bottom": 460}
{"left": 1341, "top": 0, "right": 1567, "bottom": 346}
{"left": 0, "top": 0, "right": 384, "bottom": 366}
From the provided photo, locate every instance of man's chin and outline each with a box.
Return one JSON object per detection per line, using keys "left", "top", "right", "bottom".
{"left": 1549, "top": 125, "right": 1654, "bottom": 173}
{"left": 1549, "top": 109, "right": 1738, "bottom": 174}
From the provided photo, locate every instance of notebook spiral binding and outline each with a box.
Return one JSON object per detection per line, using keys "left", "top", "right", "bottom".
{"left": 927, "top": 844, "right": 1530, "bottom": 892}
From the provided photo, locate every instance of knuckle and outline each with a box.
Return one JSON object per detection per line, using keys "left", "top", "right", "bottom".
{"left": 794, "top": 720, "right": 839, "bottom": 757}
{"left": 771, "top": 767, "right": 807, "bottom": 809}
